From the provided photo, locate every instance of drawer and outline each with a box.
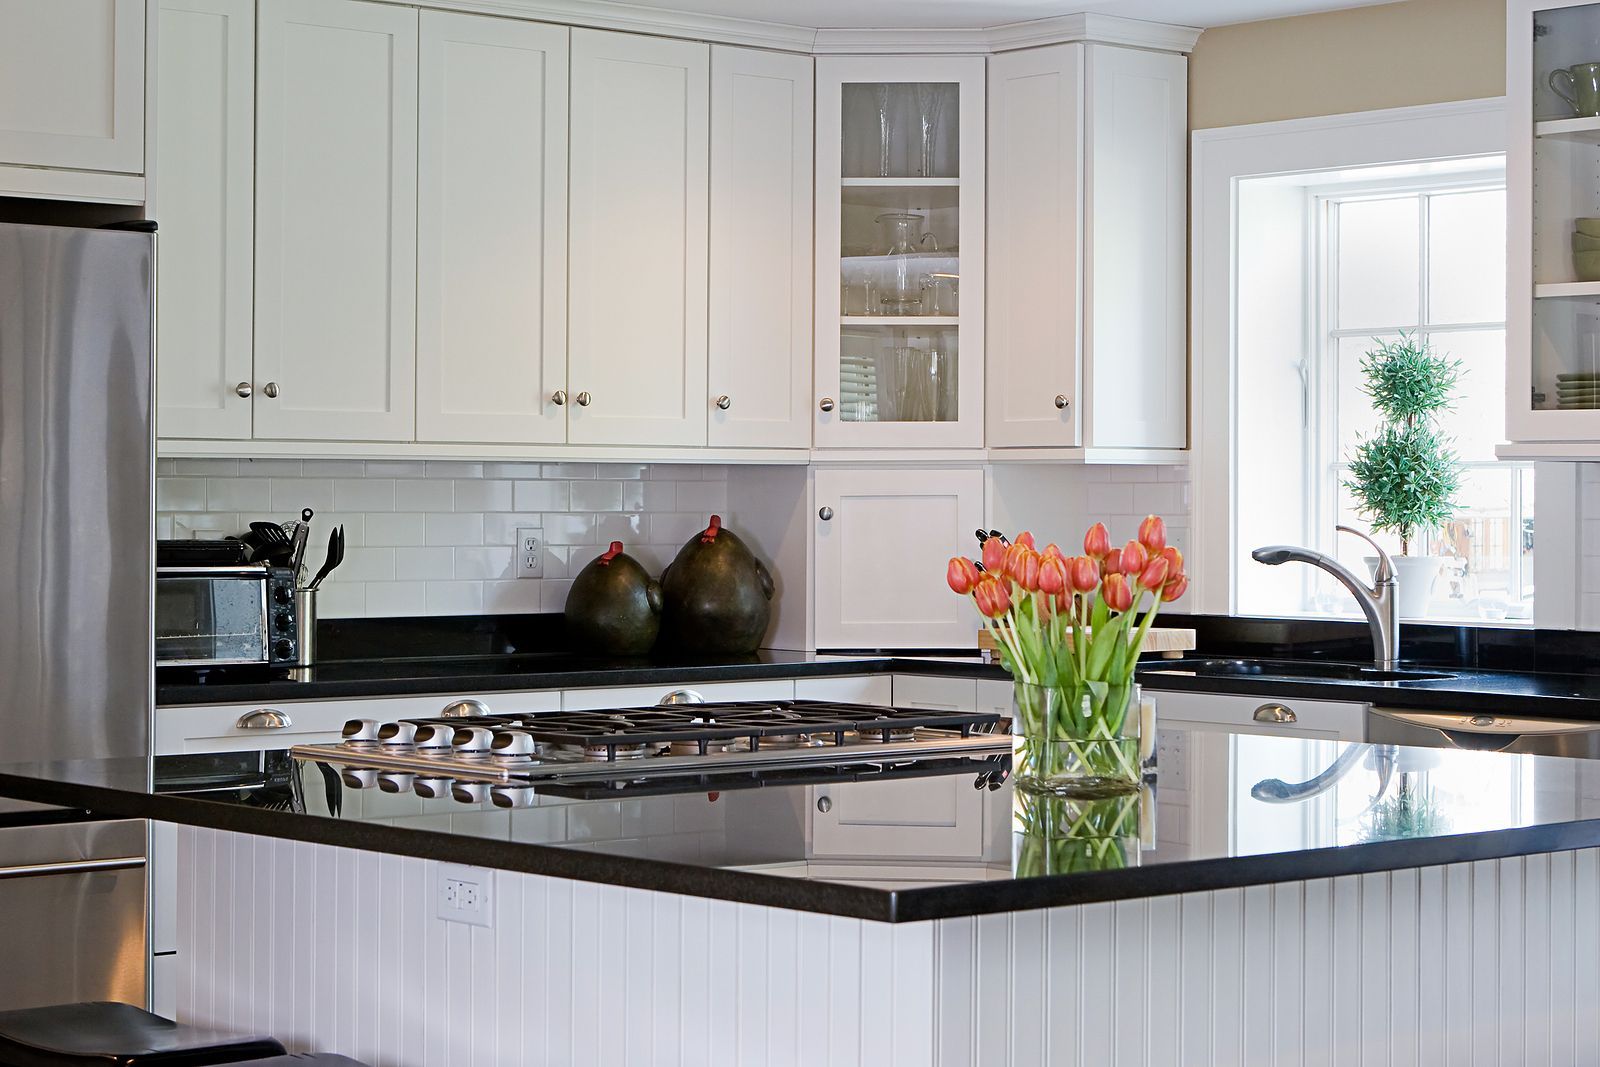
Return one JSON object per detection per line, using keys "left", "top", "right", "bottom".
{"left": 559, "top": 679, "right": 795, "bottom": 710}
{"left": 1152, "top": 689, "right": 1367, "bottom": 741}
{"left": 794, "top": 675, "right": 891, "bottom": 705}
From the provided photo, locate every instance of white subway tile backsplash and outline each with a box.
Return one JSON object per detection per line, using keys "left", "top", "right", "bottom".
{"left": 366, "top": 513, "right": 427, "bottom": 547}
{"left": 425, "top": 461, "right": 483, "bottom": 479}
{"left": 207, "top": 476, "right": 274, "bottom": 512}
{"left": 426, "top": 512, "right": 484, "bottom": 547}
{"left": 483, "top": 512, "right": 544, "bottom": 546}
{"left": 335, "top": 547, "right": 397, "bottom": 583}
{"left": 239, "top": 459, "right": 303, "bottom": 477}
{"left": 569, "top": 480, "right": 623, "bottom": 512}
{"left": 156, "top": 478, "right": 207, "bottom": 512}
{"left": 483, "top": 579, "right": 543, "bottom": 614}
{"left": 454, "top": 546, "right": 514, "bottom": 580}
{"left": 332, "top": 478, "right": 396, "bottom": 512}
{"left": 453, "top": 479, "right": 513, "bottom": 512}
{"left": 365, "top": 581, "right": 427, "bottom": 617}
{"left": 674, "top": 480, "right": 728, "bottom": 513}
{"left": 513, "top": 480, "right": 568, "bottom": 512}
{"left": 395, "top": 479, "right": 453, "bottom": 511}
{"left": 425, "top": 580, "right": 484, "bottom": 614}
{"left": 542, "top": 513, "right": 597, "bottom": 546}
{"left": 270, "top": 478, "right": 334, "bottom": 513}
{"left": 393, "top": 547, "right": 455, "bottom": 580}
{"left": 176, "top": 459, "right": 240, "bottom": 476}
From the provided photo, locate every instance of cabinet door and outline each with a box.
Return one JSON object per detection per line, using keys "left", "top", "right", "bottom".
{"left": 0, "top": 0, "right": 144, "bottom": 173}
{"left": 1083, "top": 44, "right": 1187, "bottom": 449}
{"left": 813, "top": 467, "right": 983, "bottom": 648}
{"left": 810, "top": 777, "right": 986, "bottom": 859}
{"left": 254, "top": 0, "right": 417, "bottom": 441}
{"left": 416, "top": 13, "right": 568, "bottom": 445}
{"left": 986, "top": 44, "right": 1084, "bottom": 448}
{"left": 568, "top": 29, "right": 708, "bottom": 447}
{"left": 707, "top": 46, "right": 813, "bottom": 449}
{"left": 153, "top": 0, "right": 254, "bottom": 441}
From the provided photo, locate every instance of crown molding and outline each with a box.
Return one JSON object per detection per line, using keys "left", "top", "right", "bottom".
{"left": 417, "top": 0, "right": 819, "bottom": 51}
{"left": 401, "top": 0, "right": 1199, "bottom": 56}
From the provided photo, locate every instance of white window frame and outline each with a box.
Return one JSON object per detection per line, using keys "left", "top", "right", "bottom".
{"left": 1188, "top": 97, "right": 1581, "bottom": 627}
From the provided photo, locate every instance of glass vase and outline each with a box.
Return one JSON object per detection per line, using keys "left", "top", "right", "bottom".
{"left": 1013, "top": 789, "right": 1146, "bottom": 876}
{"left": 1012, "top": 681, "right": 1142, "bottom": 797}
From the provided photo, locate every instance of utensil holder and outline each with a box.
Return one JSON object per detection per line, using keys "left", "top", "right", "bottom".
{"left": 295, "top": 587, "right": 317, "bottom": 667}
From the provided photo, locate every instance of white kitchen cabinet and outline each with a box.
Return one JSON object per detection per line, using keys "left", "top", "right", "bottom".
{"left": 0, "top": 0, "right": 145, "bottom": 175}
{"left": 707, "top": 45, "right": 813, "bottom": 449}
{"left": 253, "top": 0, "right": 417, "bottom": 442}
{"left": 154, "top": 689, "right": 561, "bottom": 755}
{"left": 793, "top": 674, "right": 892, "bottom": 705}
{"left": 567, "top": 29, "right": 709, "bottom": 447}
{"left": 153, "top": 0, "right": 254, "bottom": 441}
{"left": 416, "top": 12, "right": 568, "bottom": 446}
{"left": 814, "top": 55, "right": 986, "bottom": 449}
{"left": 810, "top": 775, "right": 988, "bottom": 860}
{"left": 559, "top": 679, "right": 794, "bottom": 711}
{"left": 1150, "top": 688, "right": 1367, "bottom": 741}
{"left": 986, "top": 43, "right": 1187, "bottom": 452}
{"left": 813, "top": 467, "right": 984, "bottom": 648}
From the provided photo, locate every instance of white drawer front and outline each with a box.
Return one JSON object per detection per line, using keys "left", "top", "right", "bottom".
{"left": 559, "top": 679, "right": 795, "bottom": 710}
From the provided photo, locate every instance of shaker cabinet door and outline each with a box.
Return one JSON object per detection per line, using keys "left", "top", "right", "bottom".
{"left": 154, "top": 0, "right": 255, "bottom": 441}
{"left": 813, "top": 467, "right": 984, "bottom": 648}
{"left": 986, "top": 43, "right": 1085, "bottom": 449}
{"left": 253, "top": 0, "right": 418, "bottom": 442}
{"left": 567, "top": 29, "right": 709, "bottom": 447}
{"left": 0, "top": 0, "right": 145, "bottom": 173}
{"left": 416, "top": 12, "right": 569, "bottom": 445}
{"left": 707, "top": 45, "right": 813, "bottom": 449}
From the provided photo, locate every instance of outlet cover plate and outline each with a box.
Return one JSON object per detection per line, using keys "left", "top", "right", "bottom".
{"left": 437, "top": 863, "right": 493, "bottom": 927}
{"left": 515, "top": 527, "right": 544, "bottom": 579}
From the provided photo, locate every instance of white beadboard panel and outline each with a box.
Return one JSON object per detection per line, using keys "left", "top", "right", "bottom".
{"left": 176, "top": 827, "right": 1600, "bottom": 1066}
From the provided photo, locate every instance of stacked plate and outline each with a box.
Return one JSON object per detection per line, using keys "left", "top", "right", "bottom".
{"left": 1557, "top": 371, "right": 1600, "bottom": 409}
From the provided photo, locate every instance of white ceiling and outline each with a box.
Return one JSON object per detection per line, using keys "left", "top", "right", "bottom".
{"left": 616, "top": 0, "right": 1391, "bottom": 30}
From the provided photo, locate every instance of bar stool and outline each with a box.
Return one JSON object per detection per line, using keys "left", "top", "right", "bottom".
{"left": 0, "top": 1002, "right": 286, "bottom": 1067}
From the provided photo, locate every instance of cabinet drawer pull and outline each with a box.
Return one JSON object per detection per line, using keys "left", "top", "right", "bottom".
{"left": 236, "top": 709, "right": 292, "bottom": 730}
{"left": 658, "top": 689, "right": 705, "bottom": 705}
{"left": 1253, "top": 703, "right": 1297, "bottom": 724}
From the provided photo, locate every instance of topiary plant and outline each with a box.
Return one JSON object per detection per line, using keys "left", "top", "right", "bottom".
{"left": 1342, "top": 334, "right": 1463, "bottom": 556}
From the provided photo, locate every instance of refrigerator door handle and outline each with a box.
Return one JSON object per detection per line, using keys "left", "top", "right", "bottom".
{"left": 0, "top": 856, "right": 146, "bottom": 880}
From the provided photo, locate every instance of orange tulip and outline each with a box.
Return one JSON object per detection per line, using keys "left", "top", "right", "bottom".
{"left": 1068, "top": 555, "right": 1100, "bottom": 594}
{"left": 1101, "top": 548, "right": 1125, "bottom": 577}
{"left": 1161, "top": 574, "right": 1189, "bottom": 603}
{"left": 1138, "top": 515, "right": 1167, "bottom": 554}
{"left": 1138, "top": 556, "right": 1170, "bottom": 591}
{"left": 1013, "top": 548, "right": 1042, "bottom": 592}
{"left": 1041, "top": 542, "right": 1065, "bottom": 561}
{"left": 973, "top": 575, "right": 1012, "bottom": 618}
{"left": 1083, "top": 522, "right": 1112, "bottom": 560}
{"left": 1054, "top": 590, "right": 1071, "bottom": 613}
{"left": 1160, "top": 546, "right": 1184, "bottom": 577}
{"left": 1015, "top": 531, "right": 1036, "bottom": 550}
{"left": 1102, "top": 572, "right": 1133, "bottom": 613}
{"left": 1038, "top": 555, "right": 1069, "bottom": 596}
{"left": 982, "top": 536, "right": 1006, "bottom": 574}
{"left": 1002, "top": 542, "right": 1030, "bottom": 581}
{"left": 1120, "top": 539, "right": 1148, "bottom": 576}
{"left": 947, "top": 556, "right": 980, "bottom": 595}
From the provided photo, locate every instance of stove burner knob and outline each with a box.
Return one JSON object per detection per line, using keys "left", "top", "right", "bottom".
{"left": 341, "top": 718, "right": 382, "bottom": 745}
{"left": 441, "top": 698, "right": 491, "bottom": 719}
{"left": 379, "top": 721, "right": 418, "bottom": 746}
{"left": 340, "top": 768, "right": 379, "bottom": 790}
{"left": 413, "top": 724, "right": 455, "bottom": 752}
{"left": 412, "top": 777, "right": 454, "bottom": 799}
{"left": 452, "top": 726, "right": 496, "bottom": 756}
{"left": 377, "top": 773, "right": 415, "bottom": 794}
{"left": 451, "top": 782, "right": 491, "bottom": 805}
{"left": 490, "top": 785, "right": 539, "bottom": 809}
{"left": 491, "top": 730, "right": 537, "bottom": 760}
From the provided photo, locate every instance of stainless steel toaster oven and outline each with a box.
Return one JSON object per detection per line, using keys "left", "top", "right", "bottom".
{"left": 155, "top": 562, "right": 299, "bottom": 667}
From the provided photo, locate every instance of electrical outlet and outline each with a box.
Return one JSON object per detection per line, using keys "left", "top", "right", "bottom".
{"left": 515, "top": 527, "right": 544, "bottom": 579}
{"left": 437, "top": 863, "right": 492, "bottom": 927}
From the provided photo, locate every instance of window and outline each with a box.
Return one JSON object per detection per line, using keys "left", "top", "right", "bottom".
{"left": 1231, "top": 155, "right": 1530, "bottom": 623}
{"left": 1315, "top": 180, "right": 1532, "bottom": 620}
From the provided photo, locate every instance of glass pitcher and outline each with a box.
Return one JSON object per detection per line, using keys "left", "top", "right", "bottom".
{"left": 877, "top": 212, "right": 928, "bottom": 315}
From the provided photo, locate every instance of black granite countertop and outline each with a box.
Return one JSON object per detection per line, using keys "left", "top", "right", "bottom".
{"left": 5, "top": 722, "right": 1600, "bottom": 921}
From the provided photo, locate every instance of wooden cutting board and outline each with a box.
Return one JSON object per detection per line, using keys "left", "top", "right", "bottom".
{"left": 977, "top": 627, "right": 1196, "bottom": 661}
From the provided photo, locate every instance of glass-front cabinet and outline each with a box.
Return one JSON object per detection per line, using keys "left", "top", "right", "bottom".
{"left": 1512, "top": 0, "right": 1600, "bottom": 446}
{"left": 814, "top": 56, "right": 984, "bottom": 448}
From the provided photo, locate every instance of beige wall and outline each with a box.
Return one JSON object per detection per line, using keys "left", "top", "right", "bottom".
{"left": 1189, "top": 0, "right": 1506, "bottom": 130}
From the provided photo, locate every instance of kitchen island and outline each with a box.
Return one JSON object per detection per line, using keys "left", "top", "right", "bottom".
{"left": 6, "top": 719, "right": 1600, "bottom": 1064}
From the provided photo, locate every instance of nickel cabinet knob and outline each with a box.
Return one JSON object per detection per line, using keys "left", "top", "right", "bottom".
{"left": 818, "top": 506, "right": 834, "bottom": 521}
{"left": 263, "top": 381, "right": 281, "bottom": 399}
{"left": 575, "top": 391, "right": 592, "bottom": 407}
{"left": 235, "top": 382, "right": 253, "bottom": 399}
{"left": 817, "top": 795, "right": 832, "bottom": 813}
{"left": 551, "top": 389, "right": 567, "bottom": 406}
{"left": 715, "top": 395, "right": 732, "bottom": 410}
{"left": 819, "top": 397, "right": 835, "bottom": 412}
{"left": 1055, "top": 395, "right": 1069, "bottom": 410}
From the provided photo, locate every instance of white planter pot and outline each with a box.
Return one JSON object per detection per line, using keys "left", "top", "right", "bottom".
{"left": 1365, "top": 555, "right": 1442, "bottom": 618}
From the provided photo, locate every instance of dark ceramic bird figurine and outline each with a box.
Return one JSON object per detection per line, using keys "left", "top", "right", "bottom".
{"left": 659, "top": 515, "right": 774, "bottom": 655}
{"left": 564, "top": 541, "right": 663, "bottom": 655}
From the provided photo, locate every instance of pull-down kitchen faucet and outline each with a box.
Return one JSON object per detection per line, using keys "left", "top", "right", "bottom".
{"left": 1252, "top": 526, "right": 1399, "bottom": 671}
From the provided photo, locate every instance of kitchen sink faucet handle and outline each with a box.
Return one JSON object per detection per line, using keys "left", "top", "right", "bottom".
{"left": 1335, "top": 524, "right": 1393, "bottom": 587}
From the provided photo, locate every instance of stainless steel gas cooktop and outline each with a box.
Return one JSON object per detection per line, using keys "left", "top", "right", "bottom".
{"left": 290, "top": 699, "right": 1012, "bottom": 793}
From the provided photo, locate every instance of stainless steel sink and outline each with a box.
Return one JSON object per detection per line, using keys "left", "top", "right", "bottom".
{"left": 1142, "top": 658, "right": 1456, "bottom": 683}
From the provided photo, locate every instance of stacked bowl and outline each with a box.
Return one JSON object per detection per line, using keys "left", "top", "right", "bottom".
{"left": 1575, "top": 217, "right": 1600, "bottom": 280}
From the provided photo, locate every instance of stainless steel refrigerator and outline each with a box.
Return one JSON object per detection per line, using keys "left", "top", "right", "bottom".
{"left": 0, "top": 222, "right": 154, "bottom": 1009}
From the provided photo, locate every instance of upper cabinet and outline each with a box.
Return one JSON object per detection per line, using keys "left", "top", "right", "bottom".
{"left": 814, "top": 56, "right": 986, "bottom": 449}
{"left": 0, "top": 0, "right": 145, "bottom": 178}
{"left": 253, "top": 0, "right": 418, "bottom": 442}
{"left": 567, "top": 29, "right": 709, "bottom": 447}
{"left": 153, "top": 0, "right": 254, "bottom": 441}
{"left": 986, "top": 43, "right": 1188, "bottom": 454}
{"left": 708, "top": 45, "right": 814, "bottom": 449}
{"left": 1508, "top": 0, "right": 1600, "bottom": 453}
{"left": 415, "top": 13, "right": 569, "bottom": 446}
